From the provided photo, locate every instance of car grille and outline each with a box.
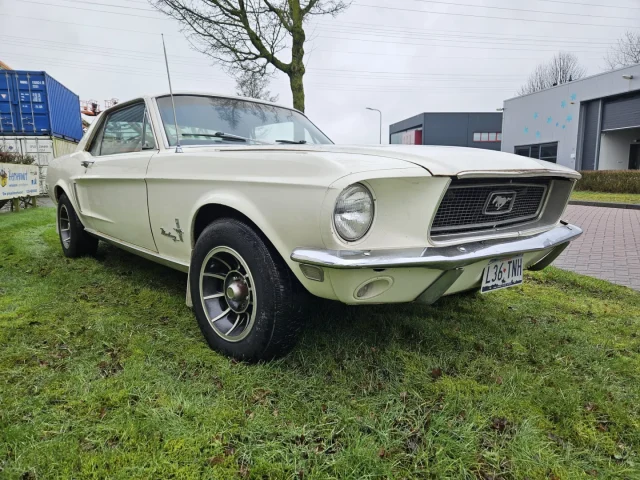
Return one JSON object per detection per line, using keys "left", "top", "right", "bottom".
{"left": 431, "top": 179, "right": 550, "bottom": 237}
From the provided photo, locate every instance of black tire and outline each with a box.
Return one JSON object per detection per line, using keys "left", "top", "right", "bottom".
{"left": 57, "top": 193, "right": 99, "bottom": 258}
{"left": 190, "top": 218, "right": 306, "bottom": 361}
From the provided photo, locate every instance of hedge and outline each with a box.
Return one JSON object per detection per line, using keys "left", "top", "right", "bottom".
{"left": 575, "top": 170, "right": 640, "bottom": 194}
{"left": 0, "top": 151, "right": 35, "bottom": 165}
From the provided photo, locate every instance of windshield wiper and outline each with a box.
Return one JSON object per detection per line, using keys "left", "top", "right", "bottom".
{"left": 180, "top": 132, "right": 249, "bottom": 142}
{"left": 275, "top": 139, "right": 307, "bottom": 144}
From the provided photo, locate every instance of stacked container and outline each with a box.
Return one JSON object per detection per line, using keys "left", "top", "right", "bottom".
{"left": 0, "top": 71, "right": 83, "bottom": 193}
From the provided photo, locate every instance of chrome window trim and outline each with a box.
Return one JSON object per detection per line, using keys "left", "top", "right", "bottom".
{"left": 84, "top": 99, "right": 159, "bottom": 157}
{"left": 430, "top": 182, "right": 549, "bottom": 235}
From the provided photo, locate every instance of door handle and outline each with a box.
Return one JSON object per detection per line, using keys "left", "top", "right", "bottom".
{"left": 81, "top": 160, "right": 95, "bottom": 168}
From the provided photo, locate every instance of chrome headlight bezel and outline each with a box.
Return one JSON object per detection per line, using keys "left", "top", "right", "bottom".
{"left": 333, "top": 182, "right": 375, "bottom": 242}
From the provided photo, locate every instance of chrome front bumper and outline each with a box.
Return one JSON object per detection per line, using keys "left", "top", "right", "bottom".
{"left": 291, "top": 223, "right": 582, "bottom": 304}
{"left": 291, "top": 223, "right": 581, "bottom": 270}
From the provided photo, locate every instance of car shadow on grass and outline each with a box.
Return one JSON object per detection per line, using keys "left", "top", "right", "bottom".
{"left": 92, "top": 241, "right": 509, "bottom": 366}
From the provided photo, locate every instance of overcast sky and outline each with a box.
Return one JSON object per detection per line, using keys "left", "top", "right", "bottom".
{"left": 1, "top": 0, "right": 639, "bottom": 143}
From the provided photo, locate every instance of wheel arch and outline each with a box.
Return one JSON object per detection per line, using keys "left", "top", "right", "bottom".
{"left": 54, "top": 184, "right": 66, "bottom": 202}
{"left": 190, "top": 200, "right": 291, "bottom": 269}
{"left": 188, "top": 192, "right": 332, "bottom": 301}
{"left": 53, "top": 181, "right": 84, "bottom": 225}
{"left": 192, "top": 203, "right": 267, "bottom": 247}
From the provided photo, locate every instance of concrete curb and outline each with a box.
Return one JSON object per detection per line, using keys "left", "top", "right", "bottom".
{"left": 569, "top": 200, "right": 640, "bottom": 210}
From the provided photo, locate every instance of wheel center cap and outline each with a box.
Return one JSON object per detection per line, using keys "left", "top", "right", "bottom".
{"left": 224, "top": 271, "right": 250, "bottom": 313}
{"left": 226, "top": 282, "right": 246, "bottom": 301}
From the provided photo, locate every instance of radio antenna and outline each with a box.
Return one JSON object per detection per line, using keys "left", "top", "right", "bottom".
{"left": 161, "top": 34, "right": 182, "bottom": 153}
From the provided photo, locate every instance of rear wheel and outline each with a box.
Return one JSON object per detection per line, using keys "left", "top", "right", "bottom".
{"left": 190, "top": 218, "right": 306, "bottom": 361}
{"left": 57, "top": 193, "right": 99, "bottom": 257}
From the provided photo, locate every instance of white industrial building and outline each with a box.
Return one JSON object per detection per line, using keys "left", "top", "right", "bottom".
{"left": 501, "top": 64, "right": 640, "bottom": 171}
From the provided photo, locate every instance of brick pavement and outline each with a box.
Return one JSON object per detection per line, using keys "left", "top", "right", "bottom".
{"left": 554, "top": 205, "right": 640, "bottom": 291}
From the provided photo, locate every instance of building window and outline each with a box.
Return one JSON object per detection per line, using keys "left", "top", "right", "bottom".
{"left": 514, "top": 142, "right": 558, "bottom": 163}
{"left": 473, "top": 132, "right": 502, "bottom": 143}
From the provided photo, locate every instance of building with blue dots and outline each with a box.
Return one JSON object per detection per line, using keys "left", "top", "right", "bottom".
{"left": 501, "top": 64, "right": 640, "bottom": 171}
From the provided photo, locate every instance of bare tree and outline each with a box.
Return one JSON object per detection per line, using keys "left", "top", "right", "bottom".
{"left": 235, "top": 70, "right": 279, "bottom": 102}
{"left": 152, "top": 0, "right": 350, "bottom": 112}
{"left": 605, "top": 31, "right": 640, "bottom": 70}
{"left": 518, "top": 52, "right": 586, "bottom": 96}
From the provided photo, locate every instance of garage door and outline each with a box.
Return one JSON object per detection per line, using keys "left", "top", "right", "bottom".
{"left": 580, "top": 100, "right": 600, "bottom": 170}
{"left": 602, "top": 93, "right": 640, "bottom": 131}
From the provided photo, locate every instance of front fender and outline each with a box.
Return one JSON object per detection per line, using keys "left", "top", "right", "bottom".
{"left": 189, "top": 186, "right": 338, "bottom": 298}
{"left": 189, "top": 190, "right": 304, "bottom": 257}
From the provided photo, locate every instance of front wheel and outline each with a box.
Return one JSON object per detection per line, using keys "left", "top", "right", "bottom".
{"left": 190, "top": 218, "right": 306, "bottom": 361}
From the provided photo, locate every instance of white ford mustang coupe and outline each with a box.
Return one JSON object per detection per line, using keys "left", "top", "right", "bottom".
{"left": 47, "top": 93, "right": 582, "bottom": 360}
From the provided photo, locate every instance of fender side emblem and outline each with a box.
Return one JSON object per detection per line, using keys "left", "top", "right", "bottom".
{"left": 160, "top": 219, "right": 184, "bottom": 242}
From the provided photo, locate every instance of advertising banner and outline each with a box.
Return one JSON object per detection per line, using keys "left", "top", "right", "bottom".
{"left": 0, "top": 163, "right": 40, "bottom": 200}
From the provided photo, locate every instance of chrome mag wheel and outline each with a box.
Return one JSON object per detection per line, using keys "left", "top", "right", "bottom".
{"left": 199, "top": 246, "right": 257, "bottom": 342}
{"left": 59, "top": 204, "right": 71, "bottom": 249}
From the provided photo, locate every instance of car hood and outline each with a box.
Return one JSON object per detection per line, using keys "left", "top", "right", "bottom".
{"left": 208, "top": 144, "right": 581, "bottom": 179}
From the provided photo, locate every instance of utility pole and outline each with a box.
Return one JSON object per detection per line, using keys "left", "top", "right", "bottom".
{"left": 366, "top": 107, "right": 382, "bottom": 144}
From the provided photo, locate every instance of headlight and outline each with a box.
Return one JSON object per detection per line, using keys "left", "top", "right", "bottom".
{"left": 333, "top": 183, "right": 374, "bottom": 242}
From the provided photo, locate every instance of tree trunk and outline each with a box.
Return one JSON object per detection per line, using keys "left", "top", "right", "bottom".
{"left": 288, "top": 69, "right": 305, "bottom": 112}
{"left": 289, "top": 2, "right": 306, "bottom": 112}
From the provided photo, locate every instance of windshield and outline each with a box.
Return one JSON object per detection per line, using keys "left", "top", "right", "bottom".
{"left": 156, "top": 95, "right": 332, "bottom": 146}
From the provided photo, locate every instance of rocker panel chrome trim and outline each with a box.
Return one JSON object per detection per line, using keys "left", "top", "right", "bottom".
{"left": 85, "top": 228, "right": 190, "bottom": 272}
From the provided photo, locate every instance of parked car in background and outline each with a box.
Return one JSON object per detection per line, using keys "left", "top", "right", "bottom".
{"left": 46, "top": 93, "right": 582, "bottom": 360}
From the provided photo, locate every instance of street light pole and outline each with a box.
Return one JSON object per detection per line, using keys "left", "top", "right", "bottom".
{"left": 366, "top": 107, "right": 382, "bottom": 144}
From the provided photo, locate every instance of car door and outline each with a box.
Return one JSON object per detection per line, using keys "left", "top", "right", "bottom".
{"left": 74, "top": 101, "right": 158, "bottom": 251}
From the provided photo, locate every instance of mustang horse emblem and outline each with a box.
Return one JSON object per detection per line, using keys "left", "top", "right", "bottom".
{"left": 491, "top": 195, "right": 512, "bottom": 211}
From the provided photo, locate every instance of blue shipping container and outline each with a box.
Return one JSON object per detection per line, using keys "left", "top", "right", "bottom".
{"left": 0, "top": 70, "right": 83, "bottom": 142}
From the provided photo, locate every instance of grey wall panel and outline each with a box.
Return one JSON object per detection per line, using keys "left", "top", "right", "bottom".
{"left": 580, "top": 100, "right": 600, "bottom": 171}
{"left": 467, "top": 113, "right": 503, "bottom": 150}
{"left": 388, "top": 113, "right": 424, "bottom": 135}
{"left": 389, "top": 112, "right": 502, "bottom": 149}
{"left": 602, "top": 93, "right": 640, "bottom": 131}
{"left": 422, "top": 113, "right": 469, "bottom": 147}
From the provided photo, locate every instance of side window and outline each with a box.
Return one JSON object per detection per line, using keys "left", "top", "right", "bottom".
{"left": 97, "top": 103, "right": 147, "bottom": 156}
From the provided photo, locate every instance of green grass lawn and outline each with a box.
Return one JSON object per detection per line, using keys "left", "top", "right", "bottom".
{"left": 571, "top": 191, "right": 640, "bottom": 205}
{"left": 1, "top": 209, "right": 639, "bottom": 479}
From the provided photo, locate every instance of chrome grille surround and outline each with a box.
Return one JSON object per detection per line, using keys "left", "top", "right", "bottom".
{"left": 431, "top": 179, "right": 551, "bottom": 238}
